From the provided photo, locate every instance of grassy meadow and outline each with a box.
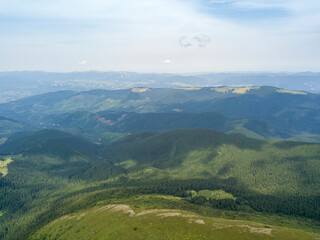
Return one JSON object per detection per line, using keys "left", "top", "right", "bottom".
{"left": 30, "top": 193, "right": 320, "bottom": 240}
{"left": 0, "top": 128, "right": 320, "bottom": 239}
{"left": 0, "top": 156, "right": 13, "bottom": 176}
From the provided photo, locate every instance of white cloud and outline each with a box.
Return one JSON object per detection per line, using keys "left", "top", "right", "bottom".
{"left": 179, "top": 36, "right": 192, "bottom": 47}
{"left": 0, "top": 0, "right": 319, "bottom": 72}
{"left": 193, "top": 34, "right": 210, "bottom": 47}
{"left": 78, "top": 60, "right": 87, "bottom": 65}
{"left": 163, "top": 59, "right": 172, "bottom": 64}
{"left": 179, "top": 34, "right": 210, "bottom": 48}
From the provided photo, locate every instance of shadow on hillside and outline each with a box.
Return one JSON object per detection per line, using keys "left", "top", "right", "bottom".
{"left": 103, "top": 129, "right": 266, "bottom": 169}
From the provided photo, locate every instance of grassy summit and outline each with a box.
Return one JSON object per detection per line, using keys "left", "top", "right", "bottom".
{"left": 30, "top": 194, "right": 320, "bottom": 240}
{"left": 1, "top": 128, "right": 320, "bottom": 239}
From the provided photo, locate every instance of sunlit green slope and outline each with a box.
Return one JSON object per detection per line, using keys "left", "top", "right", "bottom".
{"left": 30, "top": 199, "right": 320, "bottom": 240}
{"left": 1, "top": 128, "right": 320, "bottom": 239}
{"left": 104, "top": 129, "right": 320, "bottom": 195}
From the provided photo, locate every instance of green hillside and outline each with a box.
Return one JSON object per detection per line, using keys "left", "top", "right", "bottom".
{"left": 1, "top": 86, "right": 314, "bottom": 120}
{"left": 0, "top": 129, "right": 127, "bottom": 239}
{"left": 0, "top": 157, "right": 13, "bottom": 177}
{"left": 0, "top": 86, "right": 319, "bottom": 142}
{"left": 41, "top": 111, "right": 287, "bottom": 140}
{"left": 25, "top": 188, "right": 320, "bottom": 240}
{"left": 0, "top": 129, "right": 99, "bottom": 156}
{"left": 31, "top": 203, "right": 319, "bottom": 240}
{"left": 103, "top": 129, "right": 320, "bottom": 195}
{"left": 172, "top": 87, "right": 320, "bottom": 135}
{"left": 0, "top": 116, "right": 25, "bottom": 138}
{"left": 1, "top": 128, "right": 320, "bottom": 239}
{"left": 0, "top": 129, "right": 126, "bottom": 180}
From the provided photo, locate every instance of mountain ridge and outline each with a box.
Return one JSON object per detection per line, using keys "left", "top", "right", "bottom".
{"left": 0, "top": 86, "right": 319, "bottom": 142}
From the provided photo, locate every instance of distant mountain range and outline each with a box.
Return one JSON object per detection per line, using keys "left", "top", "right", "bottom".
{"left": 1, "top": 85, "right": 320, "bottom": 239}
{"left": 0, "top": 86, "right": 319, "bottom": 142}
{"left": 40, "top": 111, "right": 285, "bottom": 140}
{"left": 0, "top": 71, "right": 320, "bottom": 103}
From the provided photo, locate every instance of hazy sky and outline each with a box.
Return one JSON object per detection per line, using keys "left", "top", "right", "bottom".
{"left": 1, "top": 0, "right": 320, "bottom": 72}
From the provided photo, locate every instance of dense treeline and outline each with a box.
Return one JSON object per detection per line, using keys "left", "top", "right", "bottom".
{"left": 124, "top": 179, "right": 320, "bottom": 220}
{"left": 1, "top": 176, "right": 319, "bottom": 240}
{"left": 1, "top": 128, "right": 320, "bottom": 239}
{"left": 0, "top": 155, "right": 125, "bottom": 240}
{"left": 2, "top": 85, "right": 320, "bottom": 139}
{"left": 1, "top": 175, "right": 320, "bottom": 239}
{"left": 26, "top": 181, "right": 320, "bottom": 237}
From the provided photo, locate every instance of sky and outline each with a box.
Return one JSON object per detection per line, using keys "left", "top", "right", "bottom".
{"left": 0, "top": 0, "right": 320, "bottom": 73}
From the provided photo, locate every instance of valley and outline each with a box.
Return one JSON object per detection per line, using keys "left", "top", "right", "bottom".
{"left": 3, "top": 0, "right": 320, "bottom": 238}
{"left": 0, "top": 87, "right": 319, "bottom": 239}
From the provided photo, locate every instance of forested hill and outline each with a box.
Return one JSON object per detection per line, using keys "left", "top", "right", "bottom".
{"left": 103, "top": 129, "right": 320, "bottom": 195}
{"left": 38, "top": 111, "right": 287, "bottom": 140}
{"left": 1, "top": 71, "right": 320, "bottom": 103}
{"left": 1, "top": 128, "right": 320, "bottom": 239}
{"left": 1, "top": 87, "right": 320, "bottom": 239}
{"left": 0, "top": 86, "right": 320, "bottom": 142}
{"left": 0, "top": 117, "right": 26, "bottom": 137}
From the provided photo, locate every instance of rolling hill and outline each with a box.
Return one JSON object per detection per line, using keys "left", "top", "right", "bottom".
{"left": 103, "top": 129, "right": 320, "bottom": 196}
{"left": 1, "top": 86, "right": 319, "bottom": 142}
{"left": 0, "top": 86, "right": 313, "bottom": 121}
{"left": 1, "top": 128, "right": 320, "bottom": 239}
{"left": 31, "top": 202, "right": 319, "bottom": 240}
{"left": 1, "top": 86, "right": 320, "bottom": 239}
{"left": 1, "top": 128, "right": 319, "bottom": 197}
{"left": 0, "top": 129, "right": 98, "bottom": 156}
{"left": 0, "top": 129, "right": 126, "bottom": 181}
{"left": 1, "top": 71, "right": 320, "bottom": 103}
{"left": 40, "top": 111, "right": 287, "bottom": 140}
{"left": 0, "top": 116, "right": 26, "bottom": 138}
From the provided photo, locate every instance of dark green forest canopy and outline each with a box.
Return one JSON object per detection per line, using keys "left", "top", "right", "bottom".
{"left": 1, "top": 86, "right": 320, "bottom": 142}
{"left": 1, "top": 87, "right": 320, "bottom": 239}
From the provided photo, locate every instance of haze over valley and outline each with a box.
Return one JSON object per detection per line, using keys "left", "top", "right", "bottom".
{"left": 1, "top": 0, "right": 320, "bottom": 239}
